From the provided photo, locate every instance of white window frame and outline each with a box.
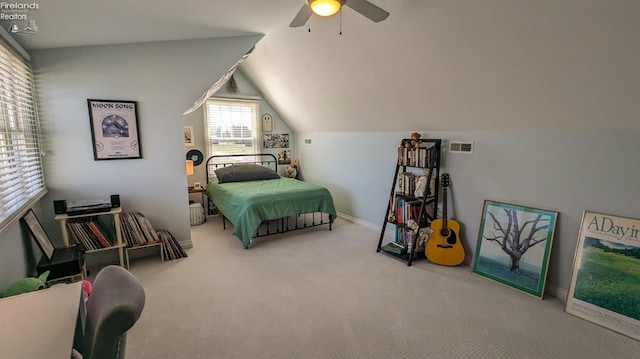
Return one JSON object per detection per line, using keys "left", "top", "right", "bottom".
{"left": 203, "top": 96, "right": 260, "bottom": 159}
{"left": 0, "top": 35, "right": 46, "bottom": 233}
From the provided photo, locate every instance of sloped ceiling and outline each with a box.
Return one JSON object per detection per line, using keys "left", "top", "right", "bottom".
{"left": 5, "top": 0, "right": 639, "bottom": 132}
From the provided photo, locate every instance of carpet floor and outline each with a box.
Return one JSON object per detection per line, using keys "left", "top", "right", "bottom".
{"left": 125, "top": 217, "right": 639, "bottom": 358}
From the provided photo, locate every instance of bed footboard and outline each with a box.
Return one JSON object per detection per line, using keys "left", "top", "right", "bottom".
{"left": 222, "top": 212, "right": 333, "bottom": 247}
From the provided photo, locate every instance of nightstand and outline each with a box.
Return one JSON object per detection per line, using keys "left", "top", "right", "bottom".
{"left": 188, "top": 187, "right": 207, "bottom": 223}
{"left": 188, "top": 187, "right": 207, "bottom": 205}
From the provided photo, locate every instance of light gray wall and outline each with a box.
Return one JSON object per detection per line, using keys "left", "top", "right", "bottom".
{"left": 0, "top": 36, "right": 262, "bottom": 290}
{"left": 183, "top": 68, "right": 293, "bottom": 190}
{"left": 296, "top": 130, "right": 640, "bottom": 297}
{"left": 0, "top": 203, "right": 45, "bottom": 292}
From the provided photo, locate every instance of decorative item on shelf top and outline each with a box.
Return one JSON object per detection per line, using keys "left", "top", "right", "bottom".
{"left": 401, "top": 132, "right": 423, "bottom": 149}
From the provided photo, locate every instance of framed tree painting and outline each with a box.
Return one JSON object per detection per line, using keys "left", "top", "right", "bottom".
{"left": 87, "top": 99, "right": 142, "bottom": 160}
{"left": 473, "top": 200, "right": 558, "bottom": 298}
{"left": 565, "top": 211, "right": 640, "bottom": 340}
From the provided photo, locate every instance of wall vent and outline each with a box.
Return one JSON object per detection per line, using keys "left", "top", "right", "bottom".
{"left": 449, "top": 141, "right": 473, "bottom": 154}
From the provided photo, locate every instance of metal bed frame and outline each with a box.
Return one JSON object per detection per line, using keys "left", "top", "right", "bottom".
{"left": 205, "top": 153, "right": 332, "bottom": 246}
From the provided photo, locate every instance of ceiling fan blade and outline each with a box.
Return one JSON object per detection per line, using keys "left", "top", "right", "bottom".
{"left": 345, "top": 0, "right": 390, "bottom": 22}
{"left": 289, "top": 4, "right": 311, "bottom": 27}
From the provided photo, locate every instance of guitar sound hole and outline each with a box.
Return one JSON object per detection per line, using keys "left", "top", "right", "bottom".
{"left": 447, "top": 231, "right": 457, "bottom": 245}
{"left": 440, "top": 229, "right": 450, "bottom": 237}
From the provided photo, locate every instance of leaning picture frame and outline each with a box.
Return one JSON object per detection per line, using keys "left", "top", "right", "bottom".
{"left": 565, "top": 211, "right": 640, "bottom": 340}
{"left": 87, "top": 99, "right": 142, "bottom": 160}
{"left": 21, "top": 209, "right": 55, "bottom": 261}
{"left": 473, "top": 200, "right": 558, "bottom": 298}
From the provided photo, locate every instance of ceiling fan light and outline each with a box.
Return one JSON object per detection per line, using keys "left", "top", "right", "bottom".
{"left": 309, "top": 0, "right": 342, "bottom": 17}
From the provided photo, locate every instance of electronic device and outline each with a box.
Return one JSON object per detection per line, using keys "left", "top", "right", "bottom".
{"left": 110, "top": 194, "right": 120, "bottom": 208}
{"left": 53, "top": 200, "right": 67, "bottom": 214}
{"left": 61, "top": 194, "right": 121, "bottom": 216}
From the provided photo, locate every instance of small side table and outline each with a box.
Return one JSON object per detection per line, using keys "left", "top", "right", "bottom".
{"left": 125, "top": 241, "right": 164, "bottom": 269}
{"left": 188, "top": 187, "right": 208, "bottom": 221}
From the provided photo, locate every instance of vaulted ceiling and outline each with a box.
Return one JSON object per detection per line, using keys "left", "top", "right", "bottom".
{"left": 5, "top": 1, "right": 639, "bottom": 132}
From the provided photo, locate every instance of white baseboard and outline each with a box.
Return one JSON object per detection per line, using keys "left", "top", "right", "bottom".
{"left": 336, "top": 212, "right": 394, "bottom": 241}
{"left": 545, "top": 284, "right": 567, "bottom": 302}
{"left": 336, "top": 212, "right": 568, "bottom": 301}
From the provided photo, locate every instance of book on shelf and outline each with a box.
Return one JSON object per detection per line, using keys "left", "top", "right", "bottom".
{"left": 391, "top": 196, "right": 427, "bottom": 226}
{"left": 382, "top": 241, "right": 406, "bottom": 255}
{"left": 397, "top": 146, "right": 432, "bottom": 167}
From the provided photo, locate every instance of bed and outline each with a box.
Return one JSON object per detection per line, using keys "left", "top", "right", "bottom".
{"left": 205, "top": 154, "right": 336, "bottom": 248}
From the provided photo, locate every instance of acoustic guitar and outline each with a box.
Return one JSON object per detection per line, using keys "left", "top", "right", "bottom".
{"left": 425, "top": 173, "right": 465, "bottom": 266}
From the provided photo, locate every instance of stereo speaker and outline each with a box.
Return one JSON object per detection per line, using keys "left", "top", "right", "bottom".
{"left": 53, "top": 200, "right": 67, "bottom": 214}
{"left": 110, "top": 194, "right": 120, "bottom": 208}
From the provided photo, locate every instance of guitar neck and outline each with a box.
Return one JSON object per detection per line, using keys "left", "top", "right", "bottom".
{"left": 442, "top": 187, "right": 448, "bottom": 230}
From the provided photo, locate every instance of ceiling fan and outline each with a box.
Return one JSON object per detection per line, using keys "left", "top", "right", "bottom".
{"left": 289, "top": 0, "right": 390, "bottom": 28}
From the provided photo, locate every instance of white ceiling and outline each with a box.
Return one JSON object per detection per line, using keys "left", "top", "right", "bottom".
{"left": 5, "top": 1, "right": 639, "bottom": 132}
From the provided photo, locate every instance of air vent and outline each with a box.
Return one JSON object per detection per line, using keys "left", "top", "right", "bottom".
{"left": 449, "top": 141, "right": 473, "bottom": 154}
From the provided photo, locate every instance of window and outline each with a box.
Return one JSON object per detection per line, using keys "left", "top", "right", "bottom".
{"left": 203, "top": 97, "right": 260, "bottom": 158}
{"left": 0, "top": 39, "right": 46, "bottom": 231}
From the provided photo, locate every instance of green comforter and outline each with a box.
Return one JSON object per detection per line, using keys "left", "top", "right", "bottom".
{"left": 206, "top": 177, "right": 336, "bottom": 247}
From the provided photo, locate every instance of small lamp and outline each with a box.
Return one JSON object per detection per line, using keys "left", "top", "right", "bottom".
{"left": 309, "top": 0, "right": 343, "bottom": 17}
{"left": 186, "top": 159, "right": 194, "bottom": 176}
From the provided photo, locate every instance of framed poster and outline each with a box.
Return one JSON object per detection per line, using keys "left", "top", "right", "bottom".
{"left": 565, "top": 211, "right": 640, "bottom": 340}
{"left": 21, "top": 209, "right": 55, "bottom": 261}
{"left": 277, "top": 149, "right": 292, "bottom": 164}
{"left": 473, "top": 200, "right": 558, "bottom": 298}
{"left": 263, "top": 133, "right": 289, "bottom": 149}
{"left": 184, "top": 126, "right": 195, "bottom": 147}
{"left": 87, "top": 99, "right": 142, "bottom": 160}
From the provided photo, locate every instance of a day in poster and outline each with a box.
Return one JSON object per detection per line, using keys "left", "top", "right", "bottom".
{"left": 566, "top": 211, "right": 640, "bottom": 341}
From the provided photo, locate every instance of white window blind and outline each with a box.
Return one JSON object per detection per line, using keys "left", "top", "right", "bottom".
{"left": 203, "top": 97, "right": 260, "bottom": 159}
{"left": 0, "top": 40, "right": 46, "bottom": 231}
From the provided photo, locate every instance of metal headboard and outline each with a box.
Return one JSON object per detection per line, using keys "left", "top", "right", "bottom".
{"left": 205, "top": 153, "right": 278, "bottom": 184}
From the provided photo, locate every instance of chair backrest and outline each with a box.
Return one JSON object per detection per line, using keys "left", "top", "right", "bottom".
{"left": 83, "top": 265, "right": 145, "bottom": 359}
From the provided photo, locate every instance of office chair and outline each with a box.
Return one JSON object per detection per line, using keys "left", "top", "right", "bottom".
{"left": 76, "top": 265, "right": 145, "bottom": 359}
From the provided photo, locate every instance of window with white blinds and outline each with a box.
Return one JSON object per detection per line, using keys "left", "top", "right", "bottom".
{"left": 0, "top": 40, "right": 46, "bottom": 231}
{"left": 203, "top": 97, "right": 260, "bottom": 159}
